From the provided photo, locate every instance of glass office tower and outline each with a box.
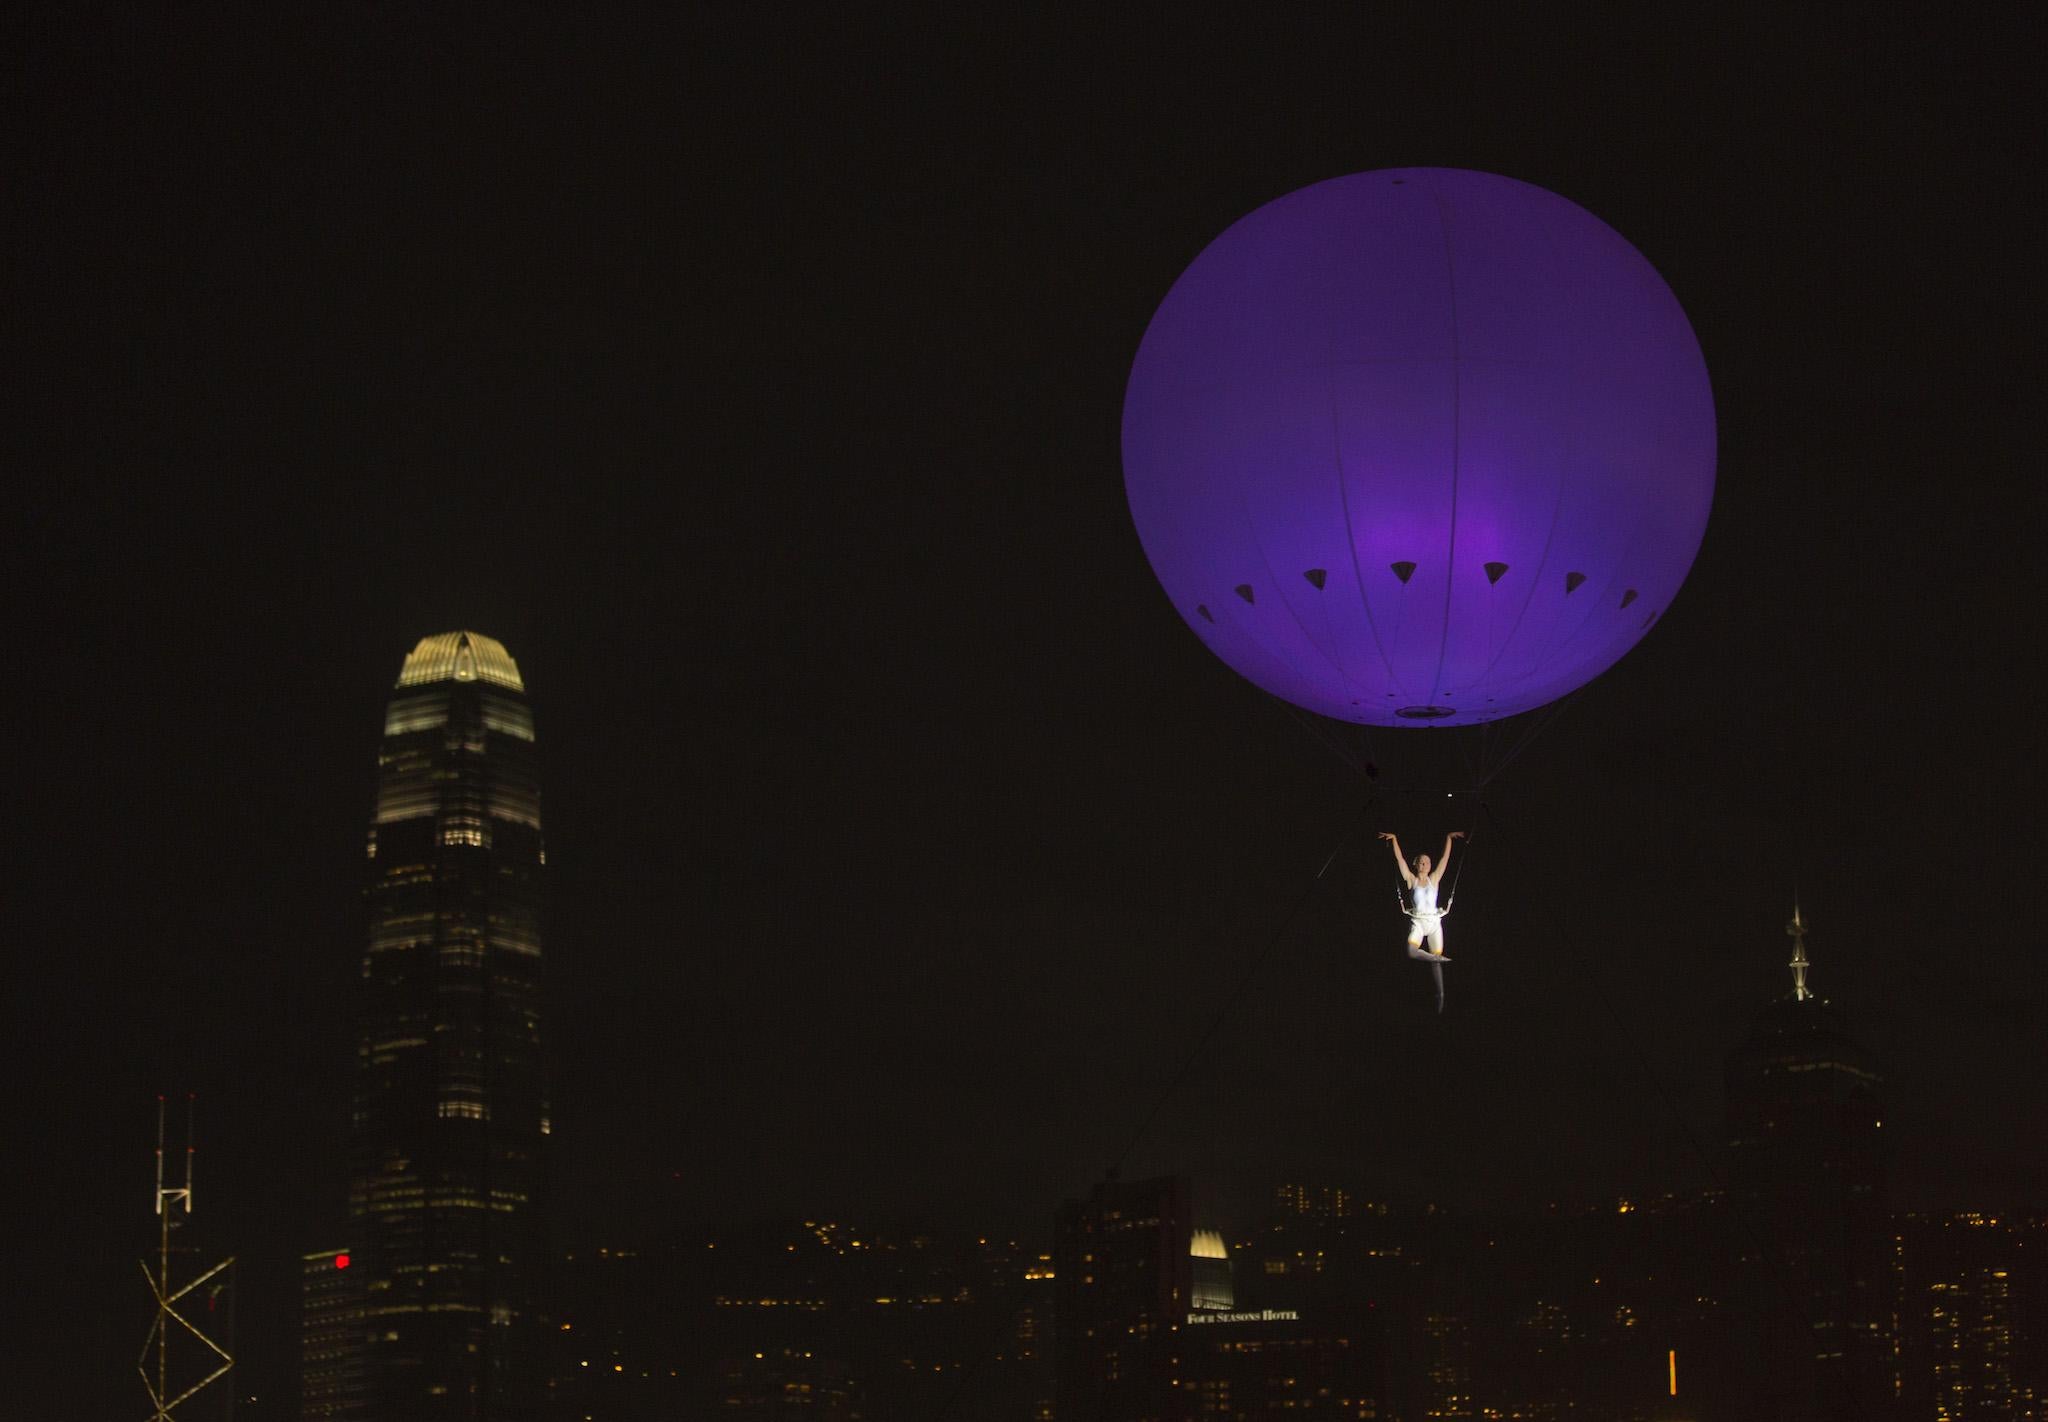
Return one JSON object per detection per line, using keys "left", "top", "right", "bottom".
{"left": 350, "top": 631, "right": 550, "bottom": 1419}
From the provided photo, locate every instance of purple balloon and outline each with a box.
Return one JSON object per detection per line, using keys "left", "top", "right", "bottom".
{"left": 1123, "top": 168, "right": 1714, "bottom": 726}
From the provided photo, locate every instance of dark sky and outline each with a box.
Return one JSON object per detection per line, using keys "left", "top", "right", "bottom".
{"left": 8, "top": 4, "right": 2040, "bottom": 1414}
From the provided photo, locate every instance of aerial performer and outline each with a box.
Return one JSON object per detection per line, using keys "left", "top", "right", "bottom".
{"left": 1120, "top": 168, "right": 1715, "bottom": 1009}
{"left": 1379, "top": 830, "right": 1463, "bottom": 1011}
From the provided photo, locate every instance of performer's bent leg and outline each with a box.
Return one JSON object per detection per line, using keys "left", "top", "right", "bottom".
{"left": 1404, "top": 927, "right": 1446, "bottom": 962}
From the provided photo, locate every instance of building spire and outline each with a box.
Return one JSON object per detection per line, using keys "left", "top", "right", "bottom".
{"left": 1786, "top": 895, "right": 1811, "bottom": 1001}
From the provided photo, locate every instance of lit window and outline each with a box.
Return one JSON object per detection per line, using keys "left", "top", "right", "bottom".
{"left": 440, "top": 818, "right": 487, "bottom": 847}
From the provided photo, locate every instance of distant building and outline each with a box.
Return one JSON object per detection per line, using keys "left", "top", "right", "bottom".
{"left": 718, "top": 1346, "right": 859, "bottom": 1417}
{"left": 1895, "top": 1213, "right": 2028, "bottom": 1420}
{"left": 1180, "top": 1309, "right": 1384, "bottom": 1418}
{"left": 1416, "top": 1305, "right": 1475, "bottom": 1421}
{"left": 1722, "top": 901, "right": 1893, "bottom": 1420}
{"left": 1271, "top": 1183, "right": 1358, "bottom": 1225}
{"left": 300, "top": 1247, "right": 367, "bottom": 1420}
{"left": 1182, "top": 1206, "right": 1388, "bottom": 1417}
{"left": 1055, "top": 1177, "right": 1401, "bottom": 1420}
{"left": 551, "top": 1225, "right": 1056, "bottom": 1420}
{"left": 347, "top": 632, "right": 553, "bottom": 1418}
{"left": 1055, "top": 1175, "right": 1193, "bottom": 1422}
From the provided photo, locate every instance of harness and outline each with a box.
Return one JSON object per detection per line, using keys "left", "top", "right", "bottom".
{"left": 1395, "top": 837, "right": 1471, "bottom": 918}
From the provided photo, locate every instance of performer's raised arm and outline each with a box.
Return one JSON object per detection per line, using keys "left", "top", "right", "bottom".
{"left": 1378, "top": 831, "right": 1416, "bottom": 887}
{"left": 1431, "top": 830, "right": 1465, "bottom": 887}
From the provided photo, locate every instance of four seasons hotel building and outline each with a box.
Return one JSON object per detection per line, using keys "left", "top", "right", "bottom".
{"left": 347, "top": 631, "right": 551, "bottom": 1419}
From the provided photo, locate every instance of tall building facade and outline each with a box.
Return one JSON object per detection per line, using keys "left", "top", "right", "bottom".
{"left": 1723, "top": 902, "right": 1893, "bottom": 1421}
{"left": 301, "top": 1247, "right": 368, "bottom": 1420}
{"left": 1054, "top": 1175, "right": 1193, "bottom": 1422}
{"left": 1895, "top": 1213, "right": 2032, "bottom": 1421}
{"left": 349, "top": 631, "right": 551, "bottom": 1419}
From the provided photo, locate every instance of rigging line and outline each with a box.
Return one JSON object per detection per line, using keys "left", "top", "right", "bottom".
{"left": 1476, "top": 688, "right": 1584, "bottom": 789}
{"left": 1278, "top": 699, "right": 1347, "bottom": 767}
{"left": 1352, "top": 861, "right": 1568, "bottom": 1196}
{"left": 925, "top": 1270, "right": 1040, "bottom": 1422}
{"left": 930, "top": 817, "right": 1333, "bottom": 1422}
{"left": 1280, "top": 700, "right": 1374, "bottom": 782}
{"left": 1442, "top": 811, "right": 1480, "bottom": 911}
{"left": 1497, "top": 689, "right": 1581, "bottom": 778}
{"left": 1357, "top": 715, "right": 1384, "bottom": 773}
{"left": 1485, "top": 699, "right": 1561, "bottom": 781}
{"left": 1455, "top": 720, "right": 1486, "bottom": 796}
{"left": 1476, "top": 717, "right": 1503, "bottom": 788}
{"left": 1109, "top": 835, "right": 1349, "bottom": 1180}
{"left": 1219, "top": 657, "right": 1373, "bottom": 785}
{"left": 1457, "top": 721, "right": 1483, "bottom": 792}
{"left": 1475, "top": 706, "right": 1550, "bottom": 788}
{"left": 1314, "top": 720, "right": 1374, "bottom": 782}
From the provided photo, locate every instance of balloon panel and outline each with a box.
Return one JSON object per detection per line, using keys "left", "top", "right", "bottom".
{"left": 1122, "top": 168, "right": 1715, "bottom": 725}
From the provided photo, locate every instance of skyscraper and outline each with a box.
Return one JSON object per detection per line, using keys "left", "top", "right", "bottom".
{"left": 1723, "top": 902, "right": 1893, "bottom": 1421}
{"left": 300, "top": 1247, "right": 367, "bottom": 1421}
{"left": 1054, "top": 1175, "right": 1193, "bottom": 1422}
{"left": 349, "top": 631, "right": 551, "bottom": 1419}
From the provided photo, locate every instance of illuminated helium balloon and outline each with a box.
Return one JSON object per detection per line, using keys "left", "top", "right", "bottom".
{"left": 1122, "top": 168, "right": 1714, "bottom": 726}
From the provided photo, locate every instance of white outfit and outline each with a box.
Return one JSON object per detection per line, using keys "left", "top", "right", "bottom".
{"left": 1395, "top": 865, "right": 1449, "bottom": 1013}
{"left": 1392, "top": 868, "right": 1458, "bottom": 1012}
{"left": 1405, "top": 878, "right": 1444, "bottom": 954}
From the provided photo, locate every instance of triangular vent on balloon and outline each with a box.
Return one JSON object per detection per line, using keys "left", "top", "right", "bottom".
{"left": 1564, "top": 571, "right": 1587, "bottom": 594}
{"left": 1484, "top": 561, "right": 1510, "bottom": 585}
{"left": 1303, "top": 568, "right": 1327, "bottom": 590}
{"left": 1390, "top": 561, "right": 1417, "bottom": 585}
{"left": 1619, "top": 588, "right": 1638, "bottom": 609}
{"left": 1195, "top": 605, "right": 1214, "bottom": 623}
{"left": 1235, "top": 584, "right": 1255, "bottom": 604}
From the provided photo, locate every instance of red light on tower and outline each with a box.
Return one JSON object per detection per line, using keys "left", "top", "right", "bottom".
{"left": 334, "top": 1253, "right": 351, "bottom": 1270}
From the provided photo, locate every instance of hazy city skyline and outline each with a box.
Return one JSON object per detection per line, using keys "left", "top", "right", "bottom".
{"left": 9, "top": 6, "right": 2040, "bottom": 1418}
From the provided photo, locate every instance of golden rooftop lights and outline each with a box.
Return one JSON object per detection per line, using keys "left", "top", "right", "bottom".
{"left": 395, "top": 631, "right": 526, "bottom": 691}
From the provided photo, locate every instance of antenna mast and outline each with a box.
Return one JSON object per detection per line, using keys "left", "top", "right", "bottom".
{"left": 139, "top": 1093, "right": 235, "bottom": 1420}
{"left": 1787, "top": 897, "right": 1813, "bottom": 1002}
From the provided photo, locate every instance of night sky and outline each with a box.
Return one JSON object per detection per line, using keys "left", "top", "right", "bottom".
{"left": 8, "top": 5, "right": 2040, "bottom": 1414}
